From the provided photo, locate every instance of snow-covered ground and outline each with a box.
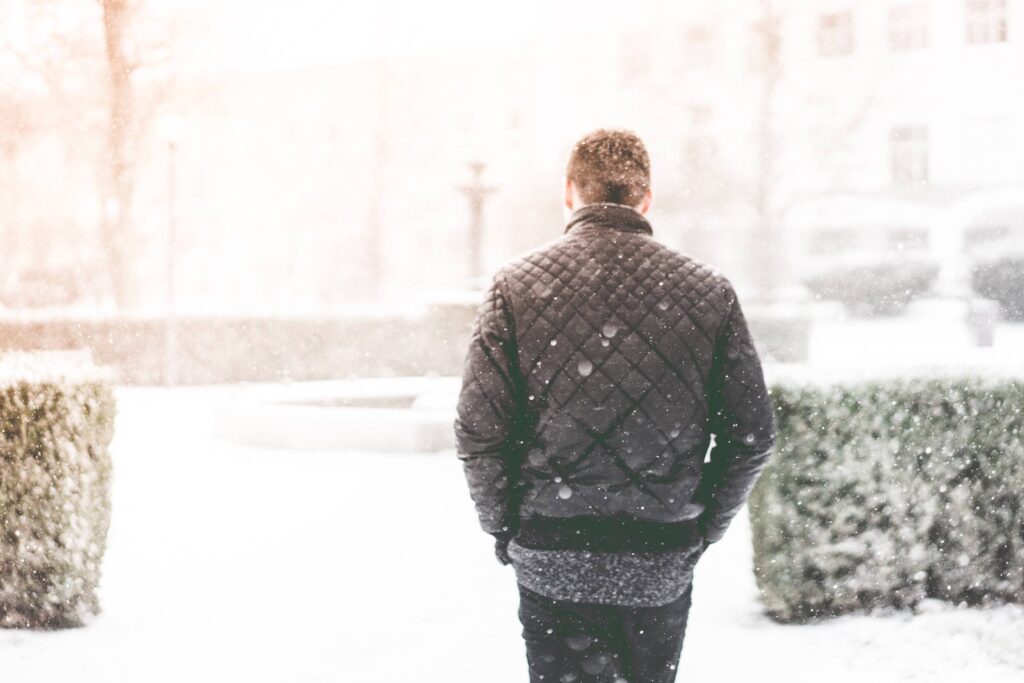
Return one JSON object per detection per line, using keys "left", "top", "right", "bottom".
{"left": 808, "top": 313, "right": 1024, "bottom": 369}
{"left": 2, "top": 384, "right": 1022, "bottom": 682}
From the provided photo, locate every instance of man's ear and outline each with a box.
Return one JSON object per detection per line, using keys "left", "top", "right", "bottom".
{"left": 638, "top": 188, "right": 653, "bottom": 216}
{"left": 564, "top": 177, "right": 575, "bottom": 211}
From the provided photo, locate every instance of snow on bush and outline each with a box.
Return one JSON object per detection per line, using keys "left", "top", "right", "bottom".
{"left": 803, "top": 259, "right": 939, "bottom": 317}
{"left": 971, "top": 255, "right": 1024, "bottom": 322}
{"left": 750, "top": 376, "right": 1024, "bottom": 623}
{"left": 0, "top": 353, "right": 115, "bottom": 628}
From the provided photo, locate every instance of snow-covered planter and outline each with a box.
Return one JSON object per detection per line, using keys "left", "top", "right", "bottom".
{"left": 750, "top": 375, "right": 1024, "bottom": 623}
{"left": 971, "top": 255, "right": 1024, "bottom": 322}
{"left": 0, "top": 353, "right": 116, "bottom": 629}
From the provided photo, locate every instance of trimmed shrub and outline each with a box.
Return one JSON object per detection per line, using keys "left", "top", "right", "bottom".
{"left": 971, "top": 256, "right": 1024, "bottom": 322}
{"left": 0, "top": 354, "right": 116, "bottom": 628}
{"left": 803, "top": 260, "right": 939, "bottom": 317}
{"left": 750, "top": 375, "right": 1024, "bottom": 623}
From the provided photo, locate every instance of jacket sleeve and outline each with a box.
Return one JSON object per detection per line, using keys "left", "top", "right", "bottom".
{"left": 697, "top": 284, "right": 776, "bottom": 544}
{"left": 454, "top": 272, "right": 525, "bottom": 538}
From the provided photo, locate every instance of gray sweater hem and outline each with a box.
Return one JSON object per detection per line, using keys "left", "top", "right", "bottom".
{"left": 506, "top": 538, "right": 704, "bottom": 607}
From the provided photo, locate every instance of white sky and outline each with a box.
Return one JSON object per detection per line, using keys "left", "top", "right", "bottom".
{"left": 156, "top": 0, "right": 678, "bottom": 74}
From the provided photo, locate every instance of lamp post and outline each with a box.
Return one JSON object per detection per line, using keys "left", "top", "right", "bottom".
{"left": 165, "top": 139, "right": 178, "bottom": 385}
{"left": 458, "top": 161, "right": 496, "bottom": 289}
{"left": 157, "top": 114, "right": 184, "bottom": 385}
{"left": 366, "top": 57, "right": 389, "bottom": 302}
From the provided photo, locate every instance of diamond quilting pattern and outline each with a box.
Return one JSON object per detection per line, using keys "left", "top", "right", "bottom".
{"left": 455, "top": 203, "right": 775, "bottom": 535}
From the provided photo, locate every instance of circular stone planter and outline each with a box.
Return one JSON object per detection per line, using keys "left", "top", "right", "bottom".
{"left": 215, "top": 377, "right": 460, "bottom": 453}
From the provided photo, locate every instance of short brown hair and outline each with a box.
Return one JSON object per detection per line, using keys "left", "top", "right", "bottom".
{"left": 566, "top": 128, "right": 651, "bottom": 207}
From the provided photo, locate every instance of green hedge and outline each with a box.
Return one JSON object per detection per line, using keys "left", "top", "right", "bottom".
{"left": 750, "top": 375, "right": 1024, "bottom": 623}
{"left": 0, "top": 355, "right": 116, "bottom": 628}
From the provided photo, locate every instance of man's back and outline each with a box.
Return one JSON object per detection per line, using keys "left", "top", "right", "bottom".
{"left": 494, "top": 202, "right": 761, "bottom": 522}
{"left": 454, "top": 127, "right": 774, "bottom": 683}
{"left": 454, "top": 202, "right": 775, "bottom": 606}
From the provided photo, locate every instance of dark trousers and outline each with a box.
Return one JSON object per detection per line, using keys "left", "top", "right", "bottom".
{"left": 517, "top": 580, "right": 694, "bottom": 683}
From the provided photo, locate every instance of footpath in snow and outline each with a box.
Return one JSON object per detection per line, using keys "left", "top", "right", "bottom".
{"left": 0, "top": 386, "right": 1022, "bottom": 682}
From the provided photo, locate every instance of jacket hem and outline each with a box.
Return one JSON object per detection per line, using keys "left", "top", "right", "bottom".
{"left": 513, "top": 513, "right": 703, "bottom": 552}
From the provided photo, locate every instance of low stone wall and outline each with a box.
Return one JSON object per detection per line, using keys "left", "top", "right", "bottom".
{"left": 0, "top": 300, "right": 806, "bottom": 384}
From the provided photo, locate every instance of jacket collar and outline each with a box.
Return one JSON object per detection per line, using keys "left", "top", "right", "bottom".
{"left": 564, "top": 202, "right": 653, "bottom": 236}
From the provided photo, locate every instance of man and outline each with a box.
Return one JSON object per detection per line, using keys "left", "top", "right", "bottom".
{"left": 454, "top": 128, "right": 775, "bottom": 683}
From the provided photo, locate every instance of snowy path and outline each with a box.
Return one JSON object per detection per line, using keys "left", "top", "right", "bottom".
{"left": 1, "top": 386, "right": 1022, "bottom": 682}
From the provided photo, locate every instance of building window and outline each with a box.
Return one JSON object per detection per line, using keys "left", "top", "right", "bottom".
{"left": 889, "top": 3, "right": 930, "bottom": 51}
{"left": 748, "top": 14, "right": 782, "bottom": 73}
{"left": 621, "top": 32, "right": 653, "bottom": 85}
{"left": 749, "top": 15, "right": 778, "bottom": 70}
{"left": 818, "top": 10, "right": 854, "bottom": 57}
{"left": 966, "top": 0, "right": 1008, "bottom": 43}
{"left": 681, "top": 25, "right": 715, "bottom": 69}
{"left": 890, "top": 126, "right": 929, "bottom": 184}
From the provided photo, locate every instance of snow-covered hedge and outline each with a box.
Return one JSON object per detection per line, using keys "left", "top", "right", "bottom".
{"left": 0, "top": 354, "right": 116, "bottom": 628}
{"left": 750, "top": 376, "right": 1024, "bottom": 623}
{"left": 803, "top": 260, "right": 939, "bottom": 317}
{"left": 971, "top": 255, "right": 1024, "bottom": 321}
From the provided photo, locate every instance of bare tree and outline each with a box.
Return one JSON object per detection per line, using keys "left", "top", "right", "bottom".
{"left": 747, "top": 0, "right": 879, "bottom": 301}
{"left": 0, "top": 0, "right": 178, "bottom": 308}
{"left": 99, "top": 0, "right": 137, "bottom": 307}
{"left": 750, "top": 1, "right": 783, "bottom": 301}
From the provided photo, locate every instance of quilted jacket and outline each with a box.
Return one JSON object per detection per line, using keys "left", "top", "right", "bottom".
{"left": 454, "top": 203, "right": 775, "bottom": 570}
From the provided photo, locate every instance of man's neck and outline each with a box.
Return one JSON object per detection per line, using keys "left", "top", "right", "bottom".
{"left": 574, "top": 201, "right": 644, "bottom": 216}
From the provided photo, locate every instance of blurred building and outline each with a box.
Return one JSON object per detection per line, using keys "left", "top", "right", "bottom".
{"left": 148, "top": 0, "right": 1022, "bottom": 311}
{"left": 7, "top": 0, "right": 1023, "bottom": 313}
{"left": 609, "top": 0, "right": 1024, "bottom": 299}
